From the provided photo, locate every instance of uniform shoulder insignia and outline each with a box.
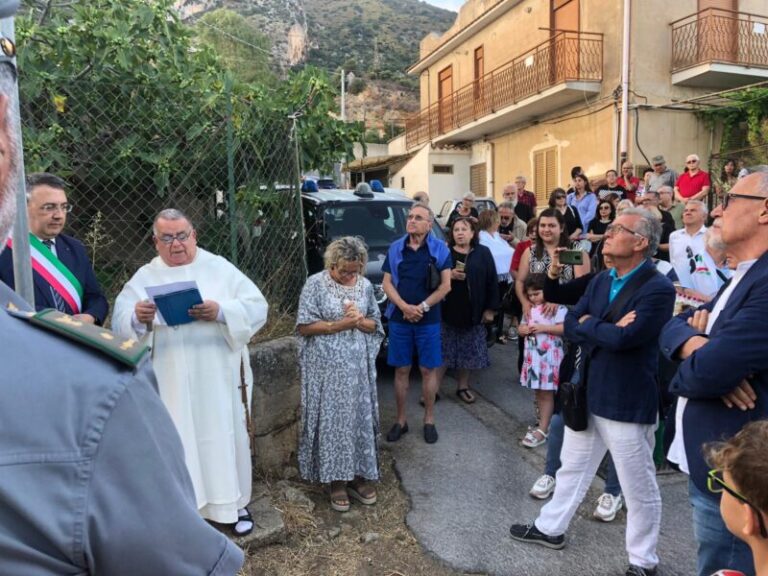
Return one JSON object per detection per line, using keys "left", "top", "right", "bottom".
{"left": 6, "top": 307, "right": 149, "bottom": 368}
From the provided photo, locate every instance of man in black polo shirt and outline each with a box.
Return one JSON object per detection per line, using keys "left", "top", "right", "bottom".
{"left": 382, "top": 203, "right": 452, "bottom": 444}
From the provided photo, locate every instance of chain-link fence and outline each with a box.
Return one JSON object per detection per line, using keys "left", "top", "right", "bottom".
{"left": 708, "top": 143, "right": 768, "bottom": 207}
{"left": 20, "top": 77, "right": 307, "bottom": 340}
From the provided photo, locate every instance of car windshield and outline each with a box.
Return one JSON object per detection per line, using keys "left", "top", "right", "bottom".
{"left": 323, "top": 202, "right": 445, "bottom": 246}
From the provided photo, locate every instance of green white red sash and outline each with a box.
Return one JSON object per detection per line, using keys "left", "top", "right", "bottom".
{"left": 6, "top": 234, "right": 83, "bottom": 313}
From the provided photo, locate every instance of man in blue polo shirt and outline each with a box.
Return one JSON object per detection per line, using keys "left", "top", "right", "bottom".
{"left": 510, "top": 208, "right": 675, "bottom": 576}
{"left": 382, "top": 202, "right": 451, "bottom": 444}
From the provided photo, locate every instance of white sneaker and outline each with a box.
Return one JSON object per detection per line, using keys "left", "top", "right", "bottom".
{"left": 529, "top": 474, "right": 556, "bottom": 499}
{"left": 593, "top": 493, "right": 623, "bottom": 522}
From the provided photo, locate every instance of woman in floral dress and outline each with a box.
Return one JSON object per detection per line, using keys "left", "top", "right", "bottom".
{"left": 296, "top": 237, "right": 384, "bottom": 512}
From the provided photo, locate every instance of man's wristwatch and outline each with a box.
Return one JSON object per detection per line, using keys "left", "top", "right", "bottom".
{"left": 419, "top": 301, "right": 430, "bottom": 313}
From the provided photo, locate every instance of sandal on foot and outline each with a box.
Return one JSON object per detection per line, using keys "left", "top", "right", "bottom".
{"left": 348, "top": 480, "right": 377, "bottom": 505}
{"left": 456, "top": 388, "right": 476, "bottom": 404}
{"left": 232, "top": 508, "right": 254, "bottom": 536}
{"left": 522, "top": 428, "right": 548, "bottom": 448}
{"left": 330, "top": 485, "right": 350, "bottom": 512}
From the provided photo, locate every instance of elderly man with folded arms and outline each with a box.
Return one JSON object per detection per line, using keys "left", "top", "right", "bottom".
{"left": 661, "top": 168, "right": 768, "bottom": 576}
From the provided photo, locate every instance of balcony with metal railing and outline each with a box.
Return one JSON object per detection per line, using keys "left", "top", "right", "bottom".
{"left": 671, "top": 8, "right": 768, "bottom": 87}
{"left": 405, "top": 30, "right": 603, "bottom": 150}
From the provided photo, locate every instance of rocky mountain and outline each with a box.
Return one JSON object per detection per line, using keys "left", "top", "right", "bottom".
{"left": 174, "top": 0, "right": 456, "bottom": 136}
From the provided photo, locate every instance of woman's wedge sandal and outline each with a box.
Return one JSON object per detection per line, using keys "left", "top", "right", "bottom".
{"left": 347, "top": 480, "right": 377, "bottom": 505}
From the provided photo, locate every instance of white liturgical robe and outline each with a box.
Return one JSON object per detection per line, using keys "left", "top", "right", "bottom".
{"left": 112, "top": 248, "right": 268, "bottom": 524}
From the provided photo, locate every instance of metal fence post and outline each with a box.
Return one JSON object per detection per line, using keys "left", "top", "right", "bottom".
{"left": 225, "top": 74, "right": 237, "bottom": 267}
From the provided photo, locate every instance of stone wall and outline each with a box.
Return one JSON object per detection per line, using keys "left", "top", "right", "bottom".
{"left": 249, "top": 336, "right": 301, "bottom": 476}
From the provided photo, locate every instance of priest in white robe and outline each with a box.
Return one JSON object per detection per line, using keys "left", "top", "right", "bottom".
{"left": 112, "top": 208, "right": 268, "bottom": 536}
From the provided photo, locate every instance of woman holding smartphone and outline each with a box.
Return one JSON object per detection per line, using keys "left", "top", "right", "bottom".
{"left": 437, "top": 217, "right": 499, "bottom": 404}
{"left": 515, "top": 208, "right": 591, "bottom": 321}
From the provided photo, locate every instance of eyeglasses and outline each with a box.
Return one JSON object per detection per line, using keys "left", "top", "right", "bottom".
{"left": 555, "top": 195, "right": 566, "bottom": 200}
{"left": 686, "top": 160, "right": 699, "bottom": 164}
{"left": 721, "top": 192, "right": 767, "bottom": 210}
{"left": 708, "top": 469, "right": 768, "bottom": 538}
{"left": 335, "top": 267, "right": 359, "bottom": 279}
{"left": 605, "top": 223, "right": 647, "bottom": 239}
{"left": 155, "top": 230, "right": 193, "bottom": 245}
{"left": 407, "top": 214, "right": 429, "bottom": 222}
{"left": 39, "top": 203, "right": 73, "bottom": 214}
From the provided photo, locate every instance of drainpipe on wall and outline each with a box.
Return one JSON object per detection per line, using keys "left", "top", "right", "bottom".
{"left": 489, "top": 142, "right": 495, "bottom": 200}
{"left": 619, "top": 0, "right": 631, "bottom": 164}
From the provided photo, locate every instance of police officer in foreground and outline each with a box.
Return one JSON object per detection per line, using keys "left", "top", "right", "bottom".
{"left": 0, "top": 2, "right": 244, "bottom": 572}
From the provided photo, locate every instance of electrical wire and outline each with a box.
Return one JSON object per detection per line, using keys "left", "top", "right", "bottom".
{"left": 633, "top": 107, "right": 651, "bottom": 167}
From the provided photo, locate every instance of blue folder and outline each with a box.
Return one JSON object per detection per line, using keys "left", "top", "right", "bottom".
{"left": 153, "top": 288, "right": 204, "bottom": 326}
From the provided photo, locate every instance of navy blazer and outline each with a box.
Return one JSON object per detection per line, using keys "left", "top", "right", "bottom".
{"left": 0, "top": 233, "right": 109, "bottom": 325}
{"left": 565, "top": 259, "right": 675, "bottom": 424}
{"left": 660, "top": 251, "right": 768, "bottom": 496}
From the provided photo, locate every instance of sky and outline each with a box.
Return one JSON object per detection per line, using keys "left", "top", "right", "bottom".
{"left": 423, "top": 0, "right": 464, "bottom": 12}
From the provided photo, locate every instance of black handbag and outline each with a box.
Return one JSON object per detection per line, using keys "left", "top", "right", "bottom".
{"left": 559, "top": 344, "right": 589, "bottom": 431}
{"left": 558, "top": 265, "right": 659, "bottom": 432}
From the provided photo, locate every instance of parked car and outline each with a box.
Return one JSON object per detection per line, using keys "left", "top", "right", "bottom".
{"left": 435, "top": 197, "right": 498, "bottom": 230}
{"left": 302, "top": 186, "right": 446, "bottom": 345}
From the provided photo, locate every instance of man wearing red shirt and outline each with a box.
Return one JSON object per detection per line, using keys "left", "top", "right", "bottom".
{"left": 617, "top": 161, "right": 640, "bottom": 203}
{"left": 675, "top": 154, "right": 711, "bottom": 203}
{"left": 515, "top": 175, "right": 537, "bottom": 212}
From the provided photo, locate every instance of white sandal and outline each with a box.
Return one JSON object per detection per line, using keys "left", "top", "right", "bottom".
{"left": 522, "top": 428, "right": 548, "bottom": 448}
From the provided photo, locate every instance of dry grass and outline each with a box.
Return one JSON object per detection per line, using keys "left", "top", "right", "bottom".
{"left": 240, "top": 448, "right": 463, "bottom": 576}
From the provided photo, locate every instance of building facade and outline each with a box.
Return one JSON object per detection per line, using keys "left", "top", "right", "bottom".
{"left": 395, "top": 0, "right": 768, "bottom": 206}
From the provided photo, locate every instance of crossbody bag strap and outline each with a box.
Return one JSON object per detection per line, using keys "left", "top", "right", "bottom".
{"left": 603, "top": 264, "right": 658, "bottom": 323}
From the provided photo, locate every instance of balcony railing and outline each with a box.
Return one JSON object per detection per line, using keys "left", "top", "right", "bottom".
{"left": 671, "top": 8, "right": 768, "bottom": 73}
{"left": 405, "top": 31, "right": 603, "bottom": 150}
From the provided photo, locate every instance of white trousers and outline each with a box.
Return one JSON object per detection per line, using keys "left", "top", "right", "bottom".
{"left": 534, "top": 413, "right": 661, "bottom": 569}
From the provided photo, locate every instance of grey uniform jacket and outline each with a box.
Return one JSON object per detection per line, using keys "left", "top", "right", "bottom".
{"left": 0, "top": 282, "right": 244, "bottom": 575}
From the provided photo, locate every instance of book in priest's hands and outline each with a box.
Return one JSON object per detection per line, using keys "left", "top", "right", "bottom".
{"left": 145, "top": 281, "right": 204, "bottom": 326}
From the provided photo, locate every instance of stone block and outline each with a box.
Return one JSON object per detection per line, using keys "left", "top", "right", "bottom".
{"left": 249, "top": 336, "right": 301, "bottom": 435}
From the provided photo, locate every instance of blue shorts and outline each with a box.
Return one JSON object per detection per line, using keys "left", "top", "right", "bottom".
{"left": 387, "top": 321, "right": 442, "bottom": 369}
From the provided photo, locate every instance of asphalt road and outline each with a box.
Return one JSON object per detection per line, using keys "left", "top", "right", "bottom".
{"left": 376, "top": 343, "right": 697, "bottom": 576}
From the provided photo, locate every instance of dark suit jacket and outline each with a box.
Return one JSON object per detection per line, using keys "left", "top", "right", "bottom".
{"left": 565, "top": 259, "right": 675, "bottom": 424}
{"left": 0, "top": 233, "right": 109, "bottom": 325}
{"left": 660, "top": 251, "right": 768, "bottom": 495}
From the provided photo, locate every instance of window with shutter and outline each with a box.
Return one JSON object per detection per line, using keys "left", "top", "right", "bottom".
{"left": 470, "top": 163, "right": 487, "bottom": 197}
{"left": 533, "top": 146, "right": 558, "bottom": 205}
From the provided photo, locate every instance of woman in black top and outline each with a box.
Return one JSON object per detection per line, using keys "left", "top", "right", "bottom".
{"left": 548, "top": 188, "right": 582, "bottom": 239}
{"left": 437, "top": 217, "right": 499, "bottom": 404}
{"left": 586, "top": 200, "right": 615, "bottom": 257}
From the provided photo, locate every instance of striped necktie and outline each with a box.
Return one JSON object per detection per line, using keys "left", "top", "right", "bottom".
{"left": 42, "top": 239, "right": 67, "bottom": 312}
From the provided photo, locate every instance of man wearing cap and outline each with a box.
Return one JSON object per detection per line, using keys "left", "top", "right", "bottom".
{"left": 675, "top": 154, "right": 711, "bottom": 203}
{"left": 0, "top": 172, "right": 108, "bottom": 324}
{"left": 647, "top": 155, "right": 678, "bottom": 193}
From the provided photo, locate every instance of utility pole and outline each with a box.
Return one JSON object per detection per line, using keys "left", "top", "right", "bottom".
{"left": 340, "top": 67, "right": 346, "bottom": 121}
{"left": 619, "top": 0, "right": 631, "bottom": 164}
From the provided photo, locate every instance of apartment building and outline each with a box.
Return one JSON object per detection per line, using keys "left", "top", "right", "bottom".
{"left": 391, "top": 0, "right": 768, "bottom": 206}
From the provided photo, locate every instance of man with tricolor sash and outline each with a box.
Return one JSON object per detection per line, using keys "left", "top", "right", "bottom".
{"left": 0, "top": 172, "right": 108, "bottom": 324}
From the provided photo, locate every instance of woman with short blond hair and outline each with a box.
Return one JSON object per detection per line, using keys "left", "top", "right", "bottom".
{"left": 297, "top": 236, "right": 384, "bottom": 513}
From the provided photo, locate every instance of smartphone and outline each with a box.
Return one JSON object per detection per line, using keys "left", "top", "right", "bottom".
{"left": 559, "top": 250, "right": 584, "bottom": 265}
{"left": 455, "top": 260, "right": 466, "bottom": 272}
